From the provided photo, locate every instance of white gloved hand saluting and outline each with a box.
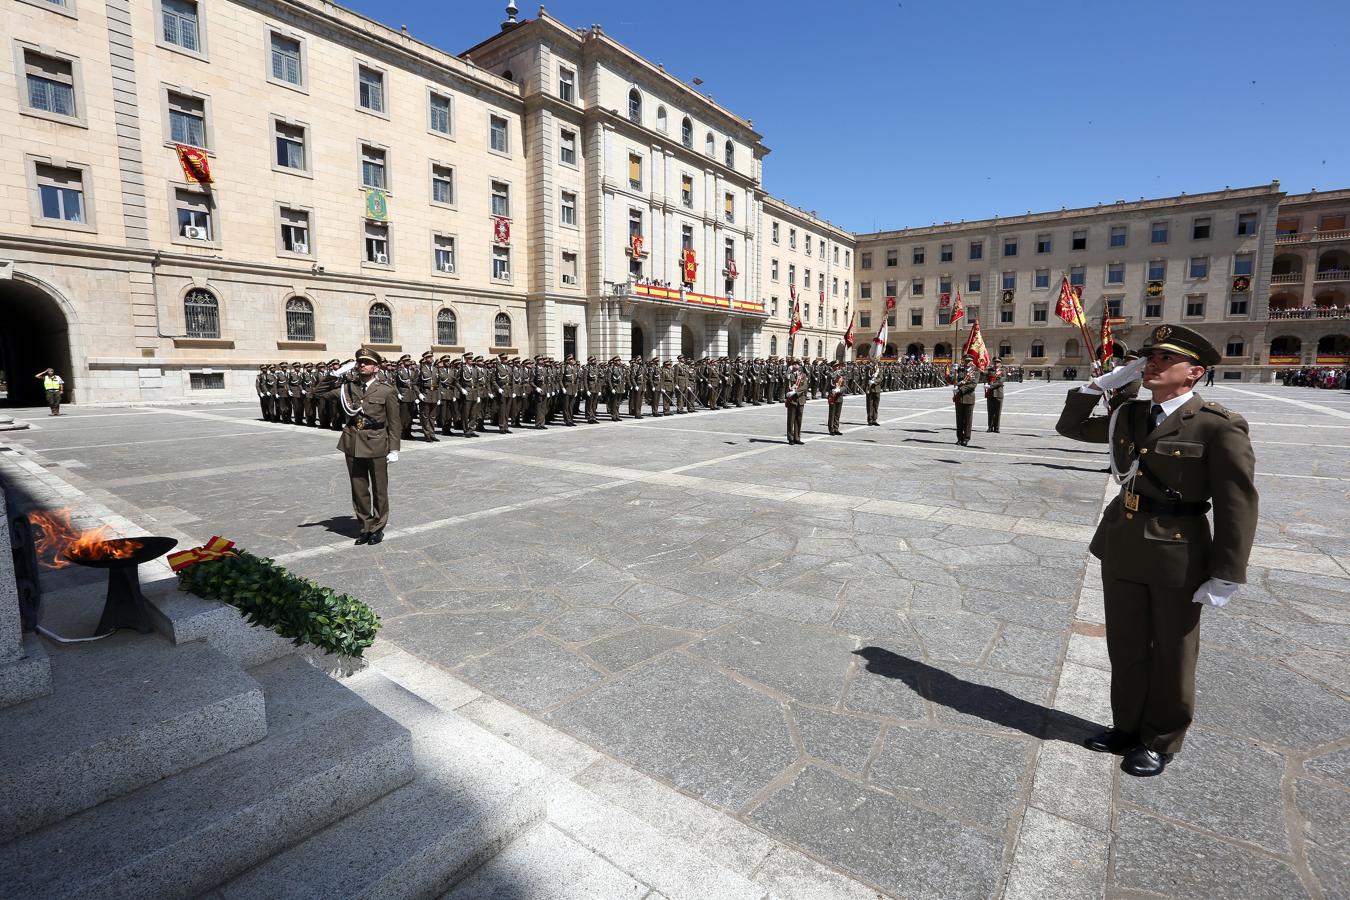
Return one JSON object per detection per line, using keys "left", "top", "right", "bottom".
{"left": 1192, "top": 577, "right": 1238, "bottom": 607}
{"left": 336, "top": 360, "right": 357, "bottom": 376}
{"left": 387, "top": 451, "right": 399, "bottom": 463}
{"left": 1082, "top": 355, "right": 1147, "bottom": 394}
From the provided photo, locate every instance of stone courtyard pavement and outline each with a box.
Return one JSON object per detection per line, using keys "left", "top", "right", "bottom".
{"left": 3, "top": 381, "right": 1347, "bottom": 899}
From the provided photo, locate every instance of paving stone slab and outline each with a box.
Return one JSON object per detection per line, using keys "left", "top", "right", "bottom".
{"left": 581, "top": 625, "right": 696, "bottom": 673}
{"left": 1305, "top": 745, "right": 1350, "bottom": 788}
{"left": 986, "top": 623, "right": 1068, "bottom": 679}
{"left": 637, "top": 601, "right": 749, "bottom": 633}
{"left": 789, "top": 704, "right": 880, "bottom": 774}
{"left": 544, "top": 607, "right": 640, "bottom": 643}
{"left": 458, "top": 635, "right": 604, "bottom": 712}
{"left": 690, "top": 616, "right": 857, "bottom": 706}
{"left": 1195, "top": 648, "right": 1350, "bottom": 751}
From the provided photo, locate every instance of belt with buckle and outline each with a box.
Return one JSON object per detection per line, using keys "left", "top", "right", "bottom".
{"left": 1122, "top": 491, "right": 1210, "bottom": 516}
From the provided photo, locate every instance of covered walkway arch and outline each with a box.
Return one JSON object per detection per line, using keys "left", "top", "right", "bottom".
{"left": 1, "top": 274, "right": 78, "bottom": 407}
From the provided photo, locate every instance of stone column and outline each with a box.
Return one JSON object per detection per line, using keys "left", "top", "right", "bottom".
{"left": 704, "top": 315, "right": 729, "bottom": 358}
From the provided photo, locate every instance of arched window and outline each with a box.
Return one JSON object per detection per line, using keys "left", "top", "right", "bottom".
{"left": 1225, "top": 336, "right": 1245, "bottom": 358}
{"left": 285, "top": 296, "right": 315, "bottom": 342}
{"left": 437, "top": 308, "right": 457, "bottom": 346}
{"left": 656, "top": 106, "right": 667, "bottom": 132}
{"left": 1270, "top": 335, "right": 1300, "bottom": 356}
{"left": 934, "top": 342, "right": 951, "bottom": 359}
{"left": 1064, "top": 338, "right": 1080, "bottom": 359}
{"left": 1030, "top": 340, "right": 1045, "bottom": 359}
{"left": 184, "top": 288, "right": 220, "bottom": 339}
{"left": 883, "top": 343, "right": 896, "bottom": 357}
{"left": 705, "top": 132, "right": 715, "bottom": 156}
{"left": 724, "top": 139, "right": 734, "bottom": 168}
{"left": 368, "top": 302, "right": 392, "bottom": 344}
{"left": 906, "top": 343, "right": 925, "bottom": 358}
{"left": 494, "top": 312, "right": 512, "bottom": 347}
{"left": 627, "top": 88, "right": 641, "bottom": 123}
{"left": 816, "top": 339, "right": 823, "bottom": 358}
{"left": 681, "top": 117, "right": 693, "bottom": 148}
{"left": 769, "top": 335, "right": 777, "bottom": 356}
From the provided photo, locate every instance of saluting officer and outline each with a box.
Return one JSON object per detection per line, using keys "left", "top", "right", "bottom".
{"left": 309, "top": 346, "right": 402, "bottom": 545}
{"left": 984, "top": 359, "right": 1006, "bottom": 433}
{"left": 1056, "top": 324, "right": 1258, "bottom": 777}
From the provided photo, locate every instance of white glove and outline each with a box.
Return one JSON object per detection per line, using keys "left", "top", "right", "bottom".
{"left": 336, "top": 360, "right": 357, "bottom": 376}
{"left": 1090, "top": 356, "right": 1147, "bottom": 392}
{"left": 387, "top": 451, "right": 399, "bottom": 463}
{"left": 1192, "top": 577, "right": 1238, "bottom": 607}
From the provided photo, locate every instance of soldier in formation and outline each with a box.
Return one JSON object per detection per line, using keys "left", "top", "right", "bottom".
{"left": 952, "top": 353, "right": 978, "bottom": 446}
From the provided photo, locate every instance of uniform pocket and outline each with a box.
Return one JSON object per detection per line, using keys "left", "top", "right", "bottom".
{"left": 1155, "top": 439, "right": 1204, "bottom": 459}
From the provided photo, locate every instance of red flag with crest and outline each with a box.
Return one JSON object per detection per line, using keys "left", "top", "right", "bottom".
{"left": 788, "top": 284, "right": 802, "bottom": 337}
{"left": 962, "top": 318, "right": 990, "bottom": 370}
{"left": 951, "top": 289, "right": 965, "bottom": 325}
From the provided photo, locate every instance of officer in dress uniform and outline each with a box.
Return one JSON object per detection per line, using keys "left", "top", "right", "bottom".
{"left": 561, "top": 355, "right": 580, "bottom": 426}
{"left": 864, "top": 361, "right": 883, "bottom": 426}
{"left": 952, "top": 354, "right": 977, "bottom": 445}
{"left": 416, "top": 351, "right": 439, "bottom": 442}
{"left": 984, "top": 359, "right": 1006, "bottom": 433}
{"left": 255, "top": 365, "right": 271, "bottom": 421}
{"left": 606, "top": 358, "right": 625, "bottom": 421}
{"left": 309, "top": 346, "right": 402, "bottom": 545}
{"left": 1056, "top": 324, "right": 1258, "bottom": 777}
{"left": 825, "top": 362, "right": 846, "bottom": 435}
{"left": 785, "top": 363, "right": 808, "bottom": 444}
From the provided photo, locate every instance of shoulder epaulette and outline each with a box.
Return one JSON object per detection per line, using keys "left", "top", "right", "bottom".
{"left": 1199, "top": 401, "right": 1233, "bottom": 418}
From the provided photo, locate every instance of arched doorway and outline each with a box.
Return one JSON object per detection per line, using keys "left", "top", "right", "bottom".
{"left": 631, "top": 323, "right": 645, "bottom": 359}
{"left": 1269, "top": 335, "right": 1301, "bottom": 358}
{"left": 1317, "top": 334, "right": 1349, "bottom": 360}
{"left": 1, "top": 275, "right": 76, "bottom": 407}
{"left": 834, "top": 342, "right": 845, "bottom": 362}
{"left": 681, "top": 324, "right": 695, "bottom": 358}
{"left": 905, "top": 342, "right": 924, "bottom": 358}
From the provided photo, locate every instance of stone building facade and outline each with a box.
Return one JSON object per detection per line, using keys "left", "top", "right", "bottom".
{"left": 1265, "top": 189, "right": 1350, "bottom": 368}
{"left": 757, "top": 197, "right": 855, "bottom": 361}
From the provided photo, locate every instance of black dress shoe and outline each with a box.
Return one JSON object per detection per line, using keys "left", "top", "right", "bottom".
{"left": 1083, "top": 729, "right": 1138, "bottom": 754}
{"left": 367, "top": 529, "right": 384, "bottom": 545}
{"left": 354, "top": 533, "right": 370, "bottom": 545}
{"left": 1122, "top": 745, "right": 1172, "bottom": 777}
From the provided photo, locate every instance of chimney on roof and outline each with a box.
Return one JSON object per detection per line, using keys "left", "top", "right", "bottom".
{"left": 502, "top": 1, "right": 518, "bottom": 30}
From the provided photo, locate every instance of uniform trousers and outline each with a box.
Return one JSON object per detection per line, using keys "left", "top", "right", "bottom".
{"left": 827, "top": 400, "right": 842, "bottom": 434}
{"left": 865, "top": 392, "right": 880, "bottom": 424}
{"left": 1103, "top": 576, "right": 1202, "bottom": 754}
{"left": 46, "top": 389, "right": 62, "bottom": 414}
{"left": 986, "top": 398, "right": 1002, "bottom": 431}
{"left": 345, "top": 454, "right": 390, "bottom": 534}
{"left": 954, "top": 404, "right": 974, "bottom": 442}
{"left": 786, "top": 404, "right": 803, "bottom": 442}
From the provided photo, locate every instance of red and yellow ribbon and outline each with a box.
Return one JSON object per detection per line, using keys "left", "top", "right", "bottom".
{"left": 168, "top": 535, "right": 237, "bottom": 573}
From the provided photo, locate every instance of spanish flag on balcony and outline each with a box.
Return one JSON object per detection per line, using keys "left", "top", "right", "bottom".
{"left": 175, "top": 144, "right": 213, "bottom": 185}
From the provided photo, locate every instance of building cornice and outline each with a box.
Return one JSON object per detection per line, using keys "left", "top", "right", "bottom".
{"left": 761, "top": 195, "right": 854, "bottom": 244}
{"left": 1278, "top": 189, "right": 1350, "bottom": 207}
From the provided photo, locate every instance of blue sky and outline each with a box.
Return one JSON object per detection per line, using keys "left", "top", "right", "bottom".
{"left": 345, "top": 0, "right": 1349, "bottom": 234}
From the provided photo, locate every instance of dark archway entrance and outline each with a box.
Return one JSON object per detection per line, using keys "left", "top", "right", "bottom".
{"left": 631, "top": 323, "right": 645, "bottom": 359}
{"left": 906, "top": 342, "right": 924, "bottom": 358}
{"left": 1, "top": 276, "right": 75, "bottom": 407}
{"left": 681, "top": 324, "right": 695, "bottom": 358}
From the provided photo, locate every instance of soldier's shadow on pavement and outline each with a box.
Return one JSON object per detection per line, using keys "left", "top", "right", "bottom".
{"left": 297, "top": 515, "right": 363, "bottom": 539}
{"left": 853, "top": 647, "right": 1101, "bottom": 744}
{"left": 1014, "top": 461, "right": 1108, "bottom": 474}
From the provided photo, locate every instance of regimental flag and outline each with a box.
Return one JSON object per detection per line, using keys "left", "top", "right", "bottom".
{"left": 681, "top": 248, "right": 698, "bottom": 283}
{"left": 885, "top": 295, "right": 897, "bottom": 311}
{"left": 1099, "top": 313, "right": 1115, "bottom": 363}
{"left": 175, "top": 144, "right": 213, "bottom": 184}
{"left": 1056, "top": 276, "right": 1087, "bottom": 327}
{"left": 843, "top": 303, "right": 855, "bottom": 347}
{"left": 951, "top": 289, "right": 965, "bottom": 325}
{"left": 788, "top": 284, "right": 803, "bottom": 337}
{"left": 962, "top": 318, "right": 990, "bottom": 370}
{"left": 938, "top": 292, "right": 951, "bottom": 310}
{"left": 872, "top": 317, "right": 888, "bottom": 354}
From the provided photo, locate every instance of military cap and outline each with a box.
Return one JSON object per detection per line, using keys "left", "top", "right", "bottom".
{"left": 420, "top": 350, "right": 434, "bottom": 359}
{"left": 397, "top": 354, "right": 412, "bottom": 363}
{"left": 587, "top": 356, "right": 597, "bottom": 362}
{"left": 963, "top": 352, "right": 975, "bottom": 361}
{"left": 354, "top": 346, "right": 384, "bottom": 364}
{"left": 1141, "top": 323, "right": 1220, "bottom": 367}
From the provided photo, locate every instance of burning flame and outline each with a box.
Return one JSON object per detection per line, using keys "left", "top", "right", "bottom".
{"left": 27, "top": 508, "right": 143, "bottom": 569}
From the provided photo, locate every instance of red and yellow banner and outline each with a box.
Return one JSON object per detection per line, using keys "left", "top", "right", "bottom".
{"left": 632, "top": 282, "right": 763, "bottom": 315}
{"left": 1056, "top": 276, "right": 1086, "bottom": 327}
{"left": 681, "top": 248, "right": 697, "bottom": 283}
{"left": 961, "top": 318, "right": 989, "bottom": 369}
{"left": 175, "top": 144, "right": 213, "bottom": 184}
{"left": 168, "top": 535, "right": 236, "bottom": 573}
{"left": 1267, "top": 356, "right": 1300, "bottom": 365}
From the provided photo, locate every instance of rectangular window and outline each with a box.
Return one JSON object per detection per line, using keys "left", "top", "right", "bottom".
{"left": 789, "top": 228, "right": 797, "bottom": 249}
{"left": 967, "top": 274, "right": 981, "bottom": 292}
{"left": 1151, "top": 221, "right": 1169, "bottom": 244}
{"left": 1189, "top": 257, "right": 1209, "bottom": 279}
{"left": 279, "top": 206, "right": 309, "bottom": 253}
{"left": 1237, "top": 212, "right": 1258, "bottom": 236}
{"left": 430, "top": 163, "right": 454, "bottom": 206}
{"left": 489, "top": 114, "right": 509, "bottom": 153}
{"left": 770, "top": 259, "right": 779, "bottom": 280}
{"left": 939, "top": 276, "right": 952, "bottom": 294}
{"left": 492, "top": 245, "right": 511, "bottom": 280}
{"left": 859, "top": 281, "right": 871, "bottom": 299}
{"left": 561, "top": 251, "right": 578, "bottom": 284}
{"left": 860, "top": 311, "right": 871, "bottom": 328}
{"left": 968, "top": 240, "right": 983, "bottom": 260}
{"left": 1148, "top": 259, "right": 1166, "bottom": 281}
{"left": 805, "top": 235, "right": 812, "bottom": 255}
{"left": 560, "top": 190, "right": 576, "bottom": 226}
{"left": 1002, "top": 271, "right": 1015, "bottom": 290}
{"left": 909, "top": 309, "right": 921, "bottom": 327}
{"left": 174, "top": 188, "right": 211, "bottom": 240}
{"left": 434, "top": 234, "right": 456, "bottom": 273}
{"left": 270, "top": 33, "right": 302, "bottom": 86}
{"left": 161, "top": 0, "right": 201, "bottom": 52}
{"left": 788, "top": 264, "right": 795, "bottom": 284}
{"left": 558, "top": 66, "right": 575, "bottom": 103}
{"left": 1036, "top": 233, "right": 1051, "bottom": 254}
{"left": 1032, "top": 302, "right": 1048, "bottom": 323}
{"left": 1105, "top": 297, "right": 1123, "bottom": 317}
{"left": 940, "top": 243, "right": 953, "bottom": 262}
{"left": 844, "top": 281, "right": 850, "bottom": 299}
{"left": 491, "top": 180, "right": 509, "bottom": 217}
{"left": 724, "top": 192, "right": 734, "bottom": 223}
{"left": 884, "top": 279, "right": 896, "bottom": 298}
{"left": 912, "top": 246, "right": 925, "bottom": 265}
{"left": 860, "top": 251, "right": 872, "bottom": 269}
{"left": 834, "top": 246, "right": 840, "bottom": 263}
{"left": 1034, "top": 268, "right": 1050, "bottom": 289}
{"left": 360, "top": 144, "right": 386, "bottom": 190}
{"left": 1107, "top": 262, "right": 1125, "bottom": 284}
{"left": 629, "top": 208, "right": 643, "bottom": 241}
{"left": 428, "top": 92, "right": 452, "bottom": 135}
{"left": 886, "top": 249, "right": 898, "bottom": 267}
{"left": 1109, "top": 225, "right": 1127, "bottom": 247}
{"left": 23, "top": 50, "right": 77, "bottom": 119}
{"left": 1233, "top": 252, "right": 1253, "bottom": 276}
{"left": 1229, "top": 296, "right": 1248, "bottom": 316}
{"left": 274, "top": 120, "right": 305, "bottom": 170}
{"left": 1069, "top": 266, "right": 1085, "bottom": 287}
{"left": 628, "top": 153, "right": 642, "bottom": 189}
{"left": 681, "top": 224, "right": 693, "bottom": 250}
{"left": 1003, "top": 237, "right": 1018, "bottom": 257}
{"left": 1192, "top": 216, "right": 1211, "bottom": 240}
{"left": 1185, "top": 295, "right": 1205, "bottom": 317}
{"left": 770, "top": 297, "right": 779, "bottom": 317}
{"left": 1030, "top": 344, "right": 1045, "bottom": 358}
{"left": 559, "top": 128, "right": 577, "bottom": 165}
{"left": 1226, "top": 339, "right": 1245, "bottom": 357}
{"left": 35, "top": 163, "right": 85, "bottom": 223}
{"left": 167, "top": 91, "right": 206, "bottom": 148}
{"left": 1000, "top": 307, "right": 1014, "bottom": 324}
{"left": 1277, "top": 217, "right": 1299, "bottom": 235}
{"left": 911, "top": 277, "right": 923, "bottom": 296}
{"left": 357, "top": 65, "right": 384, "bottom": 113}
{"left": 190, "top": 372, "right": 225, "bottom": 390}
{"left": 804, "top": 269, "right": 811, "bottom": 289}
{"left": 681, "top": 174, "right": 693, "bottom": 207}
{"left": 772, "top": 221, "right": 780, "bottom": 243}
{"left": 1145, "top": 300, "right": 1163, "bottom": 318}
{"left": 364, "top": 221, "right": 388, "bottom": 263}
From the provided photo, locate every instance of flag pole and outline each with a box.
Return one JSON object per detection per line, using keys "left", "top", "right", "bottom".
{"left": 1061, "top": 272, "right": 1103, "bottom": 377}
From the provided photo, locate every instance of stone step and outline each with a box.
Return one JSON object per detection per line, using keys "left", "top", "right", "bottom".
{"left": 216, "top": 670, "right": 551, "bottom": 900}
{"left": 0, "top": 634, "right": 266, "bottom": 842}
{"left": 4, "top": 659, "right": 414, "bottom": 900}
{"left": 141, "top": 574, "right": 296, "bottom": 669}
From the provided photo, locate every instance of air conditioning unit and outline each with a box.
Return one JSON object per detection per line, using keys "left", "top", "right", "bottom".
{"left": 562, "top": 274, "right": 578, "bottom": 285}
{"left": 374, "top": 252, "right": 389, "bottom": 264}
{"left": 438, "top": 261, "right": 455, "bottom": 273}
{"left": 293, "top": 242, "right": 308, "bottom": 255}
{"left": 184, "top": 225, "right": 207, "bottom": 240}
